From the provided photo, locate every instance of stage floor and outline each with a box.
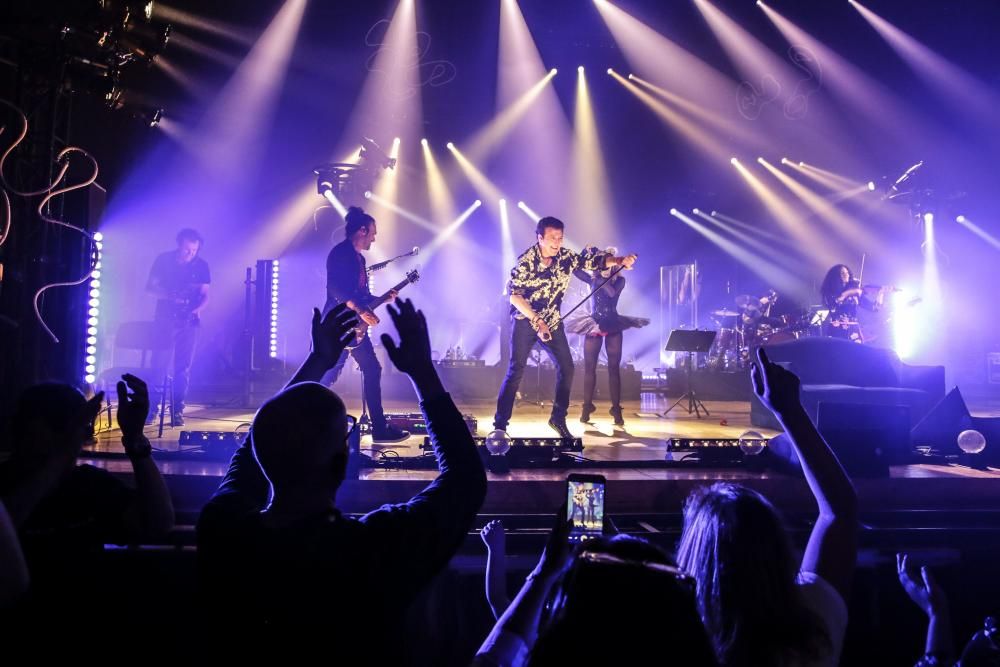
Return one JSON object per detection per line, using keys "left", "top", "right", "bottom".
{"left": 81, "top": 392, "right": 1000, "bottom": 517}
{"left": 88, "top": 394, "right": 777, "bottom": 467}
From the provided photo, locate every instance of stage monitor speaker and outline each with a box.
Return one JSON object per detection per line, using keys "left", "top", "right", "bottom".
{"left": 910, "top": 387, "right": 973, "bottom": 454}
{"left": 768, "top": 402, "right": 910, "bottom": 478}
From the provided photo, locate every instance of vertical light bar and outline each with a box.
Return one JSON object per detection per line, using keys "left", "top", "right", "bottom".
{"left": 84, "top": 233, "right": 103, "bottom": 384}
{"left": 269, "top": 259, "right": 280, "bottom": 358}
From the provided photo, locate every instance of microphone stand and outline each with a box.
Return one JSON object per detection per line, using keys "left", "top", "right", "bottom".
{"left": 368, "top": 247, "right": 419, "bottom": 274}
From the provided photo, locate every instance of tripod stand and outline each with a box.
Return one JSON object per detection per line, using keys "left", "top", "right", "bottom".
{"left": 661, "top": 329, "right": 716, "bottom": 420}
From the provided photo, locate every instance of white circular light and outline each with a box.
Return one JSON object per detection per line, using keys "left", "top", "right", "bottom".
{"left": 84, "top": 374, "right": 96, "bottom": 383}
{"left": 88, "top": 317, "right": 98, "bottom": 326}
{"left": 85, "top": 355, "right": 96, "bottom": 364}
{"left": 88, "top": 327, "right": 98, "bottom": 335}
{"left": 85, "top": 364, "right": 96, "bottom": 374}
{"left": 93, "top": 232, "right": 103, "bottom": 241}
{"left": 87, "top": 336, "right": 97, "bottom": 345}
{"left": 88, "top": 307, "right": 99, "bottom": 316}
{"left": 89, "top": 299, "right": 100, "bottom": 307}
{"left": 92, "top": 270, "right": 101, "bottom": 279}
{"left": 86, "top": 346, "right": 97, "bottom": 354}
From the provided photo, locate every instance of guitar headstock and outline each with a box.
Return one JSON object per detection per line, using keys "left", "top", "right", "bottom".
{"left": 406, "top": 269, "right": 420, "bottom": 284}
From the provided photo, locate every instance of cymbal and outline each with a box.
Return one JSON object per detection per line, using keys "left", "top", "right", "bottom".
{"left": 712, "top": 309, "right": 739, "bottom": 317}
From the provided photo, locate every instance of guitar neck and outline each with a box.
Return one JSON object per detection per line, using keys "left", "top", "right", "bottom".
{"left": 369, "top": 277, "right": 413, "bottom": 310}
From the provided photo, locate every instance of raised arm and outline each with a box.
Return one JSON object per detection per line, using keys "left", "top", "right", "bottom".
{"left": 359, "top": 300, "right": 487, "bottom": 582}
{"left": 751, "top": 347, "right": 858, "bottom": 600}
{"left": 116, "top": 374, "right": 175, "bottom": 540}
{"left": 898, "top": 553, "right": 954, "bottom": 665}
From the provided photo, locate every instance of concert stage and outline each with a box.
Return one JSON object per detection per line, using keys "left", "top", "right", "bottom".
{"left": 84, "top": 392, "right": 1000, "bottom": 519}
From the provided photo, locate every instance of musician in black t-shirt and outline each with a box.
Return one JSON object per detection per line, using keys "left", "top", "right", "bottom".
{"left": 145, "top": 228, "right": 211, "bottom": 426}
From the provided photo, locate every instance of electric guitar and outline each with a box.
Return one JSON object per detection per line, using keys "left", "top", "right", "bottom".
{"left": 346, "top": 269, "right": 420, "bottom": 349}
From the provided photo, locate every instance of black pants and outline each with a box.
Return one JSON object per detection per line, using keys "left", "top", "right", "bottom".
{"left": 582, "top": 331, "right": 623, "bottom": 410}
{"left": 494, "top": 317, "right": 574, "bottom": 429}
{"left": 320, "top": 334, "right": 387, "bottom": 428}
{"left": 151, "top": 322, "right": 198, "bottom": 414}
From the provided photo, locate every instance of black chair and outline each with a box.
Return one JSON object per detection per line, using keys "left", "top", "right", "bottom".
{"left": 98, "top": 321, "right": 175, "bottom": 438}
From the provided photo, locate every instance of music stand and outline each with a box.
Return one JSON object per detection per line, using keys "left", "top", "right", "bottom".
{"left": 662, "top": 329, "right": 717, "bottom": 419}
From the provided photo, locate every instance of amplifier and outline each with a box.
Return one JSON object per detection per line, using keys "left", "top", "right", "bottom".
{"left": 386, "top": 412, "right": 479, "bottom": 435}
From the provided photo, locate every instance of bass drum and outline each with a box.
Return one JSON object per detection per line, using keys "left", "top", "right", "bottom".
{"left": 758, "top": 328, "right": 799, "bottom": 346}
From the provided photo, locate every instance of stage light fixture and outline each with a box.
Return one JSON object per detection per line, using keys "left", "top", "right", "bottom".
{"left": 474, "top": 199, "right": 482, "bottom": 207}
{"left": 730, "top": 157, "right": 739, "bottom": 165}
{"left": 670, "top": 208, "right": 679, "bottom": 215}
{"left": 446, "top": 142, "right": 455, "bottom": 150}
{"left": 956, "top": 215, "right": 966, "bottom": 223}
{"left": 692, "top": 208, "right": 701, "bottom": 215}
{"left": 867, "top": 181, "right": 876, "bottom": 191}
{"left": 364, "top": 190, "right": 372, "bottom": 199}
{"left": 421, "top": 138, "right": 428, "bottom": 147}
{"left": 607, "top": 68, "right": 614, "bottom": 75}
{"left": 550, "top": 68, "right": 558, "bottom": 75}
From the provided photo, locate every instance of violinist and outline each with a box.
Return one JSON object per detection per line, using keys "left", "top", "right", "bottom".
{"left": 819, "top": 264, "right": 870, "bottom": 341}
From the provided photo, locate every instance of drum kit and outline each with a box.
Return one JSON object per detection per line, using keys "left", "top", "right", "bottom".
{"left": 707, "top": 290, "right": 816, "bottom": 370}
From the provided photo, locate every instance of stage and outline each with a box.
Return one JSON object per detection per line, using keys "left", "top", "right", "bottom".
{"left": 83, "top": 392, "right": 1000, "bottom": 518}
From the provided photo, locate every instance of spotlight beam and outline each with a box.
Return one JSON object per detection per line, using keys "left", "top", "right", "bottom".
{"left": 447, "top": 142, "right": 506, "bottom": 204}
{"left": 421, "top": 200, "right": 484, "bottom": 260}
{"left": 757, "top": 157, "right": 879, "bottom": 250}
{"left": 517, "top": 200, "right": 542, "bottom": 223}
{"left": 464, "top": 69, "right": 558, "bottom": 164}
{"left": 628, "top": 74, "right": 760, "bottom": 146}
{"left": 609, "top": 70, "right": 732, "bottom": 163}
{"left": 570, "top": 66, "right": 615, "bottom": 243}
{"left": 692, "top": 209, "right": 805, "bottom": 269}
{"left": 730, "top": 158, "right": 839, "bottom": 267}
{"left": 671, "top": 208, "right": 809, "bottom": 300}
{"left": 595, "top": 0, "right": 735, "bottom": 111}
{"left": 956, "top": 216, "right": 1000, "bottom": 251}
{"left": 709, "top": 210, "right": 799, "bottom": 248}
{"left": 849, "top": 0, "right": 1000, "bottom": 121}
{"left": 422, "top": 139, "right": 457, "bottom": 224}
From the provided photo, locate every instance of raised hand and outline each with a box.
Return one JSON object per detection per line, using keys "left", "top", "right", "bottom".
{"left": 749, "top": 347, "right": 801, "bottom": 416}
{"left": 534, "top": 504, "right": 574, "bottom": 580}
{"left": 380, "top": 298, "right": 434, "bottom": 377}
{"left": 618, "top": 253, "right": 638, "bottom": 269}
{"left": 116, "top": 374, "right": 149, "bottom": 441}
{"left": 481, "top": 519, "right": 506, "bottom": 553}
{"left": 897, "top": 553, "right": 948, "bottom": 617}
{"left": 311, "top": 304, "right": 360, "bottom": 366}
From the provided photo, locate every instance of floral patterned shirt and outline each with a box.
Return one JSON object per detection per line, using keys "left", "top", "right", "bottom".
{"left": 509, "top": 244, "right": 609, "bottom": 331}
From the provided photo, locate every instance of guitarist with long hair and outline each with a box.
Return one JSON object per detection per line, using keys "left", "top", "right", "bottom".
{"left": 322, "top": 206, "right": 409, "bottom": 442}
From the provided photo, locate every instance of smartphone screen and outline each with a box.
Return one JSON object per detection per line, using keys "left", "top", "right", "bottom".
{"left": 566, "top": 474, "right": 606, "bottom": 541}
